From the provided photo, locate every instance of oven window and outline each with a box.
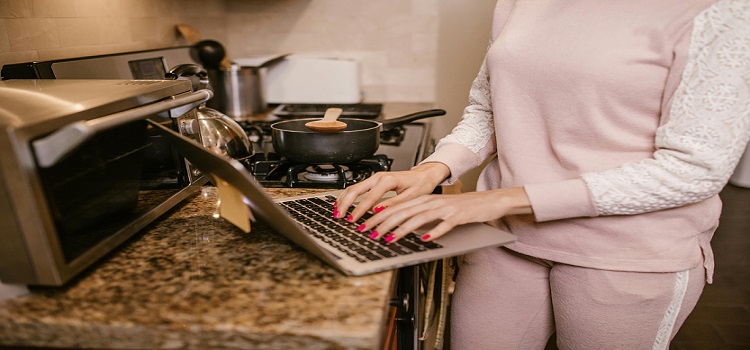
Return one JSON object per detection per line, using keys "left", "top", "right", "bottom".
{"left": 35, "top": 120, "right": 188, "bottom": 263}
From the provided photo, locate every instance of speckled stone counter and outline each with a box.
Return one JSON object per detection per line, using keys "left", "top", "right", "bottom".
{"left": 0, "top": 187, "right": 396, "bottom": 350}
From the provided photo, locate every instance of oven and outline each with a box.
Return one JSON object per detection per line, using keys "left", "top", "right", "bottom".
{"left": 2, "top": 46, "right": 438, "bottom": 349}
{"left": 0, "top": 79, "right": 211, "bottom": 286}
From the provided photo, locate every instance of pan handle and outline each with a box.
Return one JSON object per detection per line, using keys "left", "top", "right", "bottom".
{"left": 381, "top": 109, "right": 446, "bottom": 131}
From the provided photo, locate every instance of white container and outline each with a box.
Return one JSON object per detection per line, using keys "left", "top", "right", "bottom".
{"left": 265, "top": 56, "right": 362, "bottom": 104}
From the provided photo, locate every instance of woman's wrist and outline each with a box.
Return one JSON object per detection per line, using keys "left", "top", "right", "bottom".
{"left": 411, "top": 162, "right": 451, "bottom": 187}
{"left": 493, "top": 187, "right": 533, "bottom": 216}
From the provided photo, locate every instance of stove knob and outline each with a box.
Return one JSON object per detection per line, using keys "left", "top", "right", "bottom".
{"left": 390, "top": 292, "right": 410, "bottom": 313}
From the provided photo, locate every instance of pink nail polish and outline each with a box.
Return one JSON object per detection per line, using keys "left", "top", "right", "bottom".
{"left": 357, "top": 224, "right": 366, "bottom": 232}
{"left": 374, "top": 205, "right": 385, "bottom": 213}
{"left": 333, "top": 201, "right": 338, "bottom": 209}
{"left": 333, "top": 210, "right": 339, "bottom": 218}
{"left": 384, "top": 234, "right": 395, "bottom": 243}
{"left": 369, "top": 231, "right": 379, "bottom": 239}
{"left": 347, "top": 215, "right": 353, "bottom": 222}
{"left": 421, "top": 234, "right": 431, "bottom": 241}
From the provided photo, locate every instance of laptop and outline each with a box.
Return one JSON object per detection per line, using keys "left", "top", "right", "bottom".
{"left": 151, "top": 120, "right": 516, "bottom": 276}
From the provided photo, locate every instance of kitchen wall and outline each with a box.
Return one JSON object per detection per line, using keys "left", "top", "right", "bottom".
{"left": 435, "top": 0, "right": 496, "bottom": 191}
{"left": 0, "top": 0, "right": 445, "bottom": 104}
{"left": 0, "top": 0, "right": 491, "bottom": 107}
{"left": 0, "top": 0, "right": 225, "bottom": 65}
{"left": 222, "top": 0, "right": 439, "bottom": 103}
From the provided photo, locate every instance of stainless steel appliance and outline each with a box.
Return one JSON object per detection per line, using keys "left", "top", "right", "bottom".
{"left": 0, "top": 79, "right": 211, "bottom": 286}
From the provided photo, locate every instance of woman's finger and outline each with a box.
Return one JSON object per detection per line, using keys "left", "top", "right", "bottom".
{"left": 336, "top": 163, "right": 451, "bottom": 221}
{"left": 360, "top": 194, "right": 436, "bottom": 233}
{"left": 371, "top": 197, "right": 445, "bottom": 240}
{"left": 386, "top": 211, "right": 453, "bottom": 243}
{"left": 334, "top": 177, "right": 379, "bottom": 218}
{"left": 414, "top": 220, "right": 457, "bottom": 242}
{"left": 342, "top": 172, "right": 429, "bottom": 222}
{"left": 372, "top": 185, "right": 435, "bottom": 211}
{"left": 346, "top": 174, "right": 402, "bottom": 220}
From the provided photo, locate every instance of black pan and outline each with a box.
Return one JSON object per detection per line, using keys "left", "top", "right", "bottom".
{"left": 270, "top": 109, "right": 446, "bottom": 164}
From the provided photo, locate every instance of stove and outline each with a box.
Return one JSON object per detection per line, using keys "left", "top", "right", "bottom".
{"left": 235, "top": 107, "right": 429, "bottom": 348}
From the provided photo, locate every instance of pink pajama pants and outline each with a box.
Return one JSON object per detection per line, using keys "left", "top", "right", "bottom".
{"left": 450, "top": 247, "right": 705, "bottom": 349}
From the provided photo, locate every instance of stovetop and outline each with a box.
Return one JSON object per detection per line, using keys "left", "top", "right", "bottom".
{"left": 236, "top": 103, "right": 428, "bottom": 188}
{"left": 241, "top": 153, "right": 392, "bottom": 189}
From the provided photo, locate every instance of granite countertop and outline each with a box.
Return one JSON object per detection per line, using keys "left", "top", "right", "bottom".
{"left": 0, "top": 187, "right": 396, "bottom": 350}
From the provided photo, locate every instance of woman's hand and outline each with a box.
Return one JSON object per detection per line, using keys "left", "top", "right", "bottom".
{"left": 363, "top": 187, "right": 532, "bottom": 243}
{"left": 334, "top": 162, "right": 451, "bottom": 222}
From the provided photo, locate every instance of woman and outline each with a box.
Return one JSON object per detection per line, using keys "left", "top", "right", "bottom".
{"left": 335, "top": 0, "right": 750, "bottom": 348}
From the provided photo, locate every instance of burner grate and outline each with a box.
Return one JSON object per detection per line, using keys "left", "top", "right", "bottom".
{"left": 244, "top": 154, "right": 392, "bottom": 188}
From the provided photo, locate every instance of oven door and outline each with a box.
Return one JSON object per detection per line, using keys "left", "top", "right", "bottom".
{"left": 35, "top": 119, "right": 195, "bottom": 264}
{"left": 0, "top": 87, "right": 213, "bottom": 286}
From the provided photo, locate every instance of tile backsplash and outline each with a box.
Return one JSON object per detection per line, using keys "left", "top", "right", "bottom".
{"left": 0, "top": 0, "right": 225, "bottom": 65}
{"left": 0, "top": 0, "right": 439, "bottom": 102}
{"left": 223, "top": 0, "right": 438, "bottom": 102}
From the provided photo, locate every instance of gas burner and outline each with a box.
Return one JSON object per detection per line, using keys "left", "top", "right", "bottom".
{"left": 244, "top": 154, "right": 392, "bottom": 188}
{"left": 303, "top": 165, "right": 353, "bottom": 182}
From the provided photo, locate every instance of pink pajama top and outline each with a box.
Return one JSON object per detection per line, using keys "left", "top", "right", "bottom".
{"left": 421, "top": 0, "right": 750, "bottom": 282}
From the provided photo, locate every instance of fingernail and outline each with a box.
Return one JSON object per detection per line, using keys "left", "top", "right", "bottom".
{"left": 347, "top": 215, "right": 353, "bottom": 222}
{"left": 369, "top": 231, "right": 379, "bottom": 239}
{"left": 333, "top": 201, "right": 338, "bottom": 209}
{"left": 421, "top": 234, "right": 431, "bottom": 241}
{"left": 374, "top": 205, "right": 385, "bottom": 213}
{"left": 333, "top": 210, "right": 340, "bottom": 218}
{"left": 384, "top": 234, "right": 395, "bottom": 243}
{"left": 357, "top": 224, "right": 366, "bottom": 232}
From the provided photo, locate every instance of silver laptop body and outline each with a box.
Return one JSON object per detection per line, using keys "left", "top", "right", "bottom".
{"left": 151, "top": 121, "right": 516, "bottom": 276}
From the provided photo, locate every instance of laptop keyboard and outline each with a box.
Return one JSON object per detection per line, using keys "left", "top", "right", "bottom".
{"left": 279, "top": 195, "right": 443, "bottom": 263}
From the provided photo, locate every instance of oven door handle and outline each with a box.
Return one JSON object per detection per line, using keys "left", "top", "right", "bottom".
{"left": 32, "top": 89, "right": 213, "bottom": 168}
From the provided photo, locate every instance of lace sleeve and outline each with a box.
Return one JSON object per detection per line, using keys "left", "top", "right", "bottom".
{"left": 582, "top": 0, "right": 750, "bottom": 216}
{"left": 435, "top": 58, "right": 496, "bottom": 154}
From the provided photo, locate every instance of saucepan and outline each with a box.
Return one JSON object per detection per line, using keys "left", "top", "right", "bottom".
{"left": 270, "top": 109, "right": 446, "bottom": 164}
{"left": 190, "top": 39, "right": 282, "bottom": 118}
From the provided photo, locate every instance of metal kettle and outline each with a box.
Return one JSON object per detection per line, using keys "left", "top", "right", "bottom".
{"left": 166, "top": 64, "right": 253, "bottom": 161}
